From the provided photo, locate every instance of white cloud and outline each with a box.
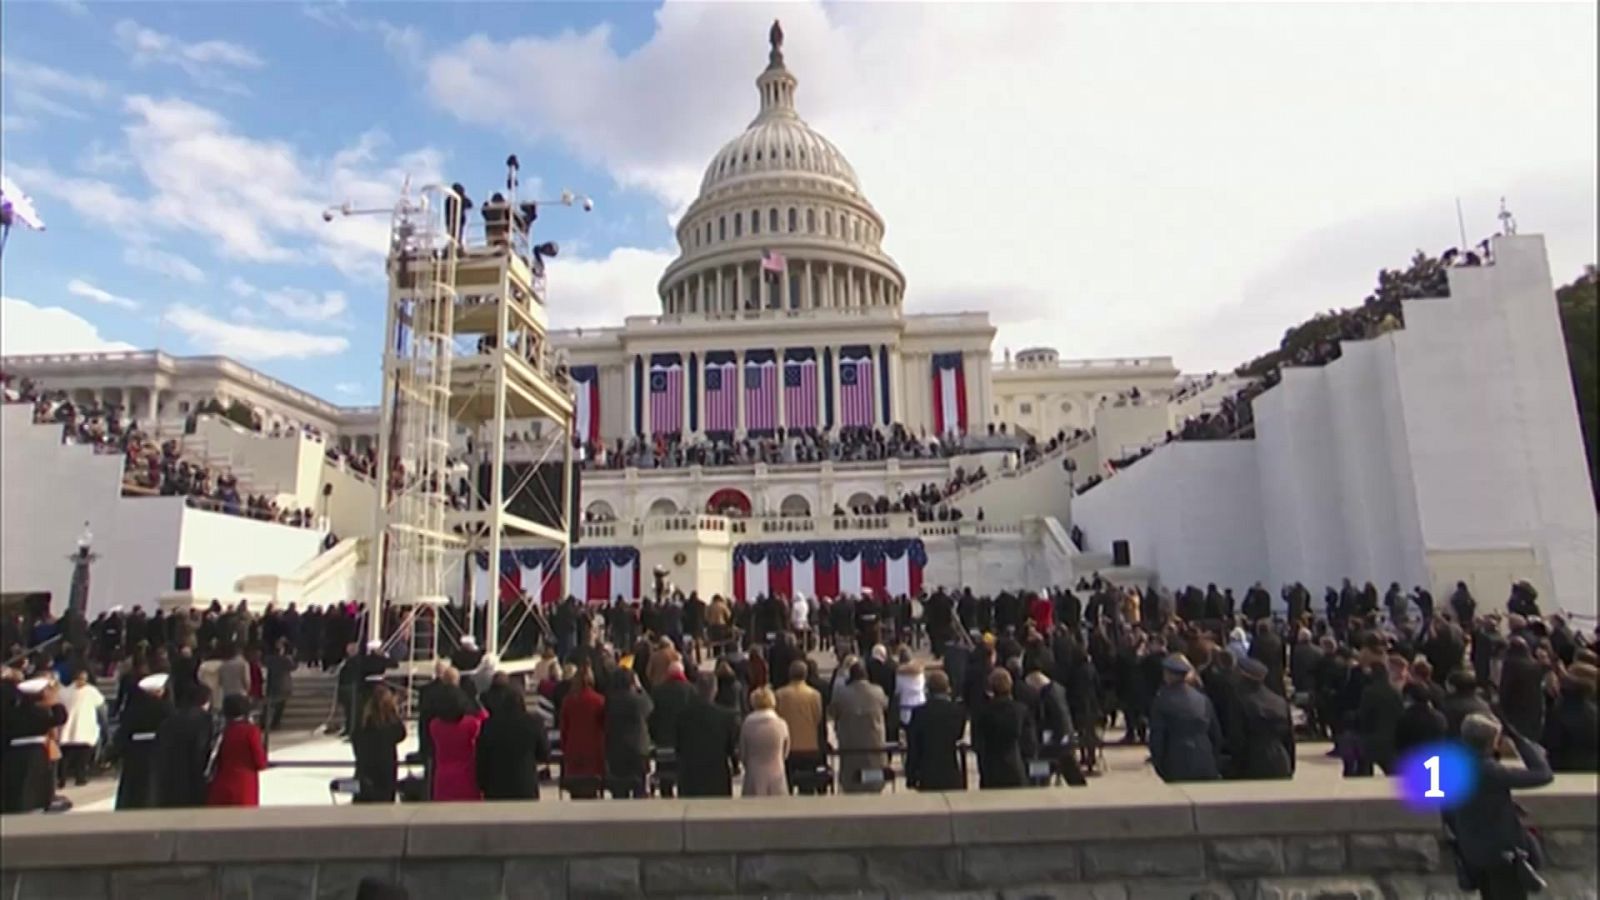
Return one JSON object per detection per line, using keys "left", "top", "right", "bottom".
{"left": 0, "top": 57, "right": 110, "bottom": 101}
{"left": 113, "top": 20, "right": 264, "bottom": 92}
{"left": 79, "top": 140, "right": 133, "bottom": 175}
{"left": 302, "top": 5, "right": 424, "bottom": 64}
{"left": 333, "top": 381, "right": 362, "bottom": 396}
{"left": 67, "top": 278, "right": 140, "bottom": 310}
{"left": 1, "top": 296, "right": 136, "bottom": 356}
{"left": 52, "top": 0, "right": 90, "bottom": 17}
{"left": 424, "top": 3, "right": 1599, "bottom": 371}
{"left": 1, "top": 115, "right": 34, "bottom": 133}
{"left": 0, "top": 57, "right": 110, "bottom": 121}
{"left": 547, "top": 246, "right": 678, "bottom": 329}
{"left": 13, "top": 100, "right": 440, "bottom": 281}
{"left": 122, "top": 246, "right": 206, "bottom": 284}
{"left": 226, "top": 277, "right": 350, "bottom": 324}
{"left": 163, "top": 304, "right": 348, "bottom": 360}
{"left": 10, "top": 89, "right": 90, "bottom": 121}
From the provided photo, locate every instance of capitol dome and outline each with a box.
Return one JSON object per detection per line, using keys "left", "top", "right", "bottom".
{"left": 658, "top": 21, "right": 905, "bottom": 318}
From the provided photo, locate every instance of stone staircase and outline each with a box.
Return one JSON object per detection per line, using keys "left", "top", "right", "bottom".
{"left": 101, "top": 668, "right": 347, "bottom": 738}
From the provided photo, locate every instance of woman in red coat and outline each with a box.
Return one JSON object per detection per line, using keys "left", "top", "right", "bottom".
{"left": 558, "top": 667, "right": 607, "bottom": 786}
{"left": 208, "top": 694, "right": 267, "bottom": 807}
{"left": 1028, "top": 592, "right": 1054, "bottom": 635}
{"left": 428, "top": 690, "right": 488, "bottom": 802}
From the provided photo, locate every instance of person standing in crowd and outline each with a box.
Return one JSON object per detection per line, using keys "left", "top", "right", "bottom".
{"left": 1497, "top": 638, "right": 1547, "bottom": 741}
{"left": 263, "top": 639, "right": 294, "bottom": 733}
{"left": 647, "top": 661, "right": 694, "bottom": 759}
{"left": 559, "top": 666, "right": 607, "bottom": 798}
{"left": 1447, "top": 715, "right": 1552, "bottom": 899}
{"left": 352, "top": 684, "right": 407, "bottom": 804}
{"left": 476, "top": 678, "right": 549, "bottom": 801}
{"left": 114, "top": 673, "right": 171, "bottom": 810}
{"left": 1228, "top": 658, "right": 1294, "bottom": 779}
{"left": 429, "top": 682, "right": 487, "bottom": 802}
{"left": 154, "top": 684, "right": 214, "bottom": 808}
{"left": 1394, "top": 681, "right": 1449, "bottom": 758}
{"left": 1542, "top": 662, "right": 1598, "bottom": 772}
{"left": 604, "top": 669, "right": 653, "bottom": 798}
{"left": 1443, "top": 671, "right": 1495, "bottom": 735}
{"left": 1148, "top": 655, "right": 1222, "bottom": 783}
{"left": 972, "top": 668, "right": 1033, "bottom": 789}
{"left": 675, "top": 672, "right": 738, "bottom": 797}
{"left": 217, "top": 643, "right": 250, "bottom": 702}
{"left": 776, "top": 660, "right": 826, "bottom": 791}
{"left": 2, "top": 678, "right": 67, "bottom": 813}
{"left": 831, "top": 660, "right": 889, "bottom": 794}
{"left": 906, "top": 670, "right": 967, "bottom": 791}
{"left": 57, "top": 667, "right": 106, "bottom": 789}
{"left": 739, "top": 686, "right": 790, "bottom": 797}
{"left": 416, "top": 662, "right": 462, "bottom": 791}
{"left": 208, "top": 694, "right": 267, "bottom": 807}
{"left": 1356, "top": 654, "right": 1406, "bottom": 776}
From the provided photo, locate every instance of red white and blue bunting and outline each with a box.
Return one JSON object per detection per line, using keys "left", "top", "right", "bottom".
{"left": 471, "top": 546, "right": 640, "bottom": 605}
{"left": 731, "top": 539, "right": 927, "bottom": 602}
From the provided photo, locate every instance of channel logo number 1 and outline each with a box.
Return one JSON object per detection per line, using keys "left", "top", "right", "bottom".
{"left": 1396, "top": 742, "right": 1476, "bottom": 811}
{"left": 1423, "top": 755, "right": 1445, "bottom": 798}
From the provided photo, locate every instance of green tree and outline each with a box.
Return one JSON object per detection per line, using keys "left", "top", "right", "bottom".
{"left": 1556, "top": 266, "right": 1598, "bottom": 506}
{"left": 1238, "top": 250, "right": 1448, "bottom": 378}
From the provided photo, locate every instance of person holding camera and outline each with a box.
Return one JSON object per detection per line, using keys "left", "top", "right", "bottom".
{"left": 1447, "top": 713, "right": 1553, "bottom": 899}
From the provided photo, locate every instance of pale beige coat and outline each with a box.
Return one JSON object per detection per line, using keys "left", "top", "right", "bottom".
{"left": 738, "top": 709, "right": 790, "bottom": 796}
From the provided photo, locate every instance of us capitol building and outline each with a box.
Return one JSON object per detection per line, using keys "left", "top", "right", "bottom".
{"left": 9, "top": 24, "right": 1407, "bottom": 615}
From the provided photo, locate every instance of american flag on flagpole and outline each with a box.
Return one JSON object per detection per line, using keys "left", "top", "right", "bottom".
{"left": 704, "top": 353, "right": 737, "bottom": 433}
{"left": 745, "top": 353, "right": 778, "bottom": 432}
{"left": 839, "top": 348, "right": 874, "bottom": 428}
{"left": 761, "top": 248, "right": 787, "bottom": 280}
{"left": 0, "top": 173, "right": 47, "bottom": 231}
{"left": 649, "top": 355, "right": 684, "bottom": 435}
{"left": 784, "top": 350, "right": 818, "bottom": 430}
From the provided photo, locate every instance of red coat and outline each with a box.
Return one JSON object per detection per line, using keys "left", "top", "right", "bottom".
{"left": 558, "top": 686, "right": 607, "bottom": 778}
{"left": 1028, "top": 596, "right": 1054, "bottom": 634}
{"left": 428, "top": 711, "right": 486, "bottom": 802}
{"left": 207, "top": 720, "right": 266, "bottom": 807}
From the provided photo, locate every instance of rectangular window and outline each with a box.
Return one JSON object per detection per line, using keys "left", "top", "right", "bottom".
{"left": 769, "top": 208, "right": 779, "bottom": 231}
{"left": 789, "top": 274, "right": 800, "bottom": 309}
{"left": 807, "top": 209, "right": 816, "bottom": 233}
{"left": 789, "top": 208, "right": 798, "bottom": 232}
{"left": 734, "top": 214, "right": 742, "bottom": 237}
{"left": 720, "top": 217, "right": 727, "bottom": 240}
{"left": 1020, "top": 402, "right": 1033, "bottom": 414}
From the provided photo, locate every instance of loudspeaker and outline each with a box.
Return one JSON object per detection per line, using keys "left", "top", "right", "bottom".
{"left": 1112, "top": 540, "right": 1130, "bottom": 568}
{"left": 173, "top": 566, "right": 193, "bottom": 591}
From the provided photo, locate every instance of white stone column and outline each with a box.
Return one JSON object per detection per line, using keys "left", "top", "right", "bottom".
{"left": 735, "top": 349, "right": 746, "bottom": 434}
{"left": 639, "top": 356, "right": 651, "bottom": 437}
{"left": 889, "top": 347, "right": 904, "bottom": 425}
{"left": 682, "top": 354, "right": 691, "bottom": 435}
{"left": 734, "top": 264, "right": 744, "bottom": 312}
{"left": 146, "top": 388, "right": 160, "bottom": 425}
{"left": 815, "top": 345, "right": 826, "bottom": 427}
{"left": 776, "top": 354, "right": 786, "bottom": 429}
{"left": 803, "top": 260, "right": 813, "bottom": 309}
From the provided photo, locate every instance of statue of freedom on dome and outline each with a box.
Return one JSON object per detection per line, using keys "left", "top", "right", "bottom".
{"left": 770, "top": 19, "right": 784, "bottom": 51}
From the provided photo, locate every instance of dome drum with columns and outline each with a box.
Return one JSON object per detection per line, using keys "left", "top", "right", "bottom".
{"left": 657, "top": 22, "right": 905, "bottom": 318}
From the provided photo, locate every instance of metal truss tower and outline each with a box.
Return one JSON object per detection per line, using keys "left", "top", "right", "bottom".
{"left": 362, "top": 179, "right": 576, "bottom": 675}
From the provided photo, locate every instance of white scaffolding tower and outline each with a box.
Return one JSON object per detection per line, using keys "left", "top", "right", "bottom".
{"left": 347, "top": 176, "right": 579, "bottom": 683}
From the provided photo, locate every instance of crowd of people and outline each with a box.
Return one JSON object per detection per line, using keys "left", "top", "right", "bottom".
{"left": 4, "top": 572, "right": 1594, "bottom": 894}
{"left": 578, "top": 423, "right": 1016, "bottom": 472}
{"left": 2, "top": 380, "right": 322, "bottom": 528}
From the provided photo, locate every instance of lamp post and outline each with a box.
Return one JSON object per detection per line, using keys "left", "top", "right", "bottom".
{"left": 66, "top": 522, "right": 98, "bottom": 618}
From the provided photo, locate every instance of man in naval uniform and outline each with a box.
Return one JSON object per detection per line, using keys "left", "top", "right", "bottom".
{"left": 1, "top": 677, "right": 67, "bottom": 813}
{"left": 115, "top": 673, "right": 173, "bottom": 809}
{"left": 154, "top": 683, "right": 214, "bottom": 808}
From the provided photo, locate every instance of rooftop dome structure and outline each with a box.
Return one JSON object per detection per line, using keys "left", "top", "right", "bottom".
{"left": 658, "top": 20, "right": 905, "bottom": 318}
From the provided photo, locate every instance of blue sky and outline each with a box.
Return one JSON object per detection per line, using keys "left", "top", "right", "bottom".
{"left": 3, "top": 2, "right": 1596, "bottom": 405}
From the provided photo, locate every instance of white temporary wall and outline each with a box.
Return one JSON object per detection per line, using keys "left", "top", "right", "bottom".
{"left": 1072, "top": 235, "right": 1596, "bottom": 616}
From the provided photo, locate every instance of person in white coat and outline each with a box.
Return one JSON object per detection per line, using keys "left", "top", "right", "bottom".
{"left": 58, "top": 668, "right": 107, "bottom": 788}
{"left": 790, "top": 593, "right": 812, "bottom": 652}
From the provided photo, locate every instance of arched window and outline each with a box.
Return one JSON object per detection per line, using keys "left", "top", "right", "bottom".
{"left": 769, "top": 208, "right": 778, "bottom": 232}
{"left": 734, "top": 214, "right": 742, "bottom": 238}
{"left": 806, "top": 208, "right": 816, "bottom": 233}
{"left": 752, "top": 210, "right": 760, "bottom": 234}
{"left": 647, "top": 497, "right": 679, "bottom": 516}
{"left": 719, "top": 216, "right": 727, "bottom": 241}
{"left": 788, "top": 208, "right": 797, "bottom": 232}
{"left": 779, "top": 494, "right": 811, "bottom": 517}
{"left": 825, "top": 211, "right": 833, "bottom": 236}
